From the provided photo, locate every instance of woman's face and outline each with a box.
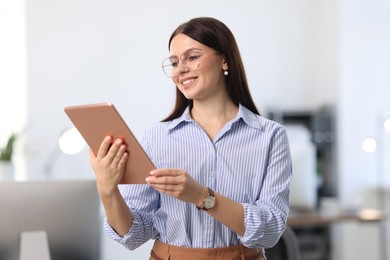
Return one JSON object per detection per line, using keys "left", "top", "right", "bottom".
{"left": 168, "top": 34, "right": 228, "bottom": 101}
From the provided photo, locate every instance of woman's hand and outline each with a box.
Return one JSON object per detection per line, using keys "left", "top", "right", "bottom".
{"left": 89, "top": 136, "right": 128, "bottom": 196}
{"left": 145, "top": 168, "right": 207, "bottom": 207}
{"left": 89, "top": 136, "right": 133, "bottom": 236}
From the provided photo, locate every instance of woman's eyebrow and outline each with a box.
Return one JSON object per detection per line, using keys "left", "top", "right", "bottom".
{"left": 169, "top": 48, "right": 202, "bottom": 58}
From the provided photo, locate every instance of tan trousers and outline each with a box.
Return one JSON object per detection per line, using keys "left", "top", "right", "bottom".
{"left": 150, "top": 240, "right": 266, "bottom": 260}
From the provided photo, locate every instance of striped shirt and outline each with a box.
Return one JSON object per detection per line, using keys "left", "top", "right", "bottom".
{"left": 104, "top": 104, "right": 292, "bottom": 250}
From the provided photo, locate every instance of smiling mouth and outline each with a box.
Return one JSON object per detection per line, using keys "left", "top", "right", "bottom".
{"left": 181, "top": 78, "right": 195, "bottom": 85}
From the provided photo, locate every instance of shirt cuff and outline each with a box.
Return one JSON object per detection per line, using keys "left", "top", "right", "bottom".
{"left": 103, "top": 211, "right": 149, "bottom": 250}
{"left": 239, "top": 202, "right": 287, "bottom": 248}
{"left": 238, "top": 203, "right": 268, "bottom": 248}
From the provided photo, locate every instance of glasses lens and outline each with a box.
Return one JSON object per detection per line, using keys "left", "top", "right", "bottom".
{"left": 183, "top": 51, "right": 200, "bottom": 71}
{"left": 162, "top": 58, "right": 175, "bottom": 77}
{"left": 161, "top": 50, "right": 201, "bottom": 78}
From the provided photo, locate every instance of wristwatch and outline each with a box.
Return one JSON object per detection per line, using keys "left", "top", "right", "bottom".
{"left": 197, "top": 187, "right": 216, "bottom": 211}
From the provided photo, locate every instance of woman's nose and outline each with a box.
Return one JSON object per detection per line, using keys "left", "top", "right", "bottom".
{"left": 177, "top": 61, "right": 190, "bottom": 74}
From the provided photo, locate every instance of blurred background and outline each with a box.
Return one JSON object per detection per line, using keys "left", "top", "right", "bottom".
{"left": 1, "top": 0, "right": 389, "bottom": 259}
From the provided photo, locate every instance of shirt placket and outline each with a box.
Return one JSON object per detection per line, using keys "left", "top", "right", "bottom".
{"left": 204, "top": 141, "right": 218, "bottom": 247}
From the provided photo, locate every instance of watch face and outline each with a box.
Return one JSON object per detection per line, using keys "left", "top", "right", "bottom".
{"left": 204, "top": 196, "right": 215, "bottom": 209}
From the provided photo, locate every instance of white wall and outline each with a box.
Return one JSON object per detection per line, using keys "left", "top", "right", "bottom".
{"left": 338, "top": 0, "right": 390, "bottom": 204}
{"left": 336, "top": 0, "right": 390, "bottom": 259}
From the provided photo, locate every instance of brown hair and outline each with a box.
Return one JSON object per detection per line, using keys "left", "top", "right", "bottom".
{"left": 162, "top": 17, "right": 259, "bottom": 121}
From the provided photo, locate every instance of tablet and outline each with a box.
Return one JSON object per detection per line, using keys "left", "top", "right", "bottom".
{"left": 64, "top": 102, "right": 155, "bottom": 184}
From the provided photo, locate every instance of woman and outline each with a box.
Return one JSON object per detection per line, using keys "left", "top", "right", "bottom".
{"left": 90, "top": 17, "right": 292, "bottom": 260}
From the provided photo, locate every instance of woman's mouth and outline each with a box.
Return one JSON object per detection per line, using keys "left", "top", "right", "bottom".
{"left": 180, "top": 77, "right": 196, "bottom": 86}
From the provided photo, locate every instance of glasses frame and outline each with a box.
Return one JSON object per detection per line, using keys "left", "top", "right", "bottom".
{"left": 162, "top": 49, "right": 220, "bottom": 78}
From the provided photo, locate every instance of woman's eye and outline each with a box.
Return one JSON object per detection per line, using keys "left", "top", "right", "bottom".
{"left": 170, "top": 61, "right": 179, "bottom": 67}
{"left": 188, "top": 55, "right": 199, "bottom": 61}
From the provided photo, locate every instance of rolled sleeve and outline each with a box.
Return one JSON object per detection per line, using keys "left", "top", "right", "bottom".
{"left": 239, "top": 203, "right": 286, "bottom": 248}
{"left": 103, "top": 183, "right": 160, "bottom": 250}
{"left": 104, "top": 209, "right": 157, "bottom": 250}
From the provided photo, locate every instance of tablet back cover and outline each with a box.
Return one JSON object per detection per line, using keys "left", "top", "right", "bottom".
{"left": 64, "top": 102, "right": 155, "bottom": 184}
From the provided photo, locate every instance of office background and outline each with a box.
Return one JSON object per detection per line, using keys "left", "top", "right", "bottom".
{"left": 1, "top": 0, "right": 389, "bottom": 259}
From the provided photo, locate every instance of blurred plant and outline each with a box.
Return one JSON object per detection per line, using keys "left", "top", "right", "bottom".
{"left": 0, "top": 133, "right": 17, "bottom": 161}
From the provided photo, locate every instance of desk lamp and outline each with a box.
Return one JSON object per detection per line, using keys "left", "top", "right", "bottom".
{"left": 44, "top": 127, "right": 86, "bottom": 178}
{"left": 58, "top": 127, "right": 85, "bottom": 155}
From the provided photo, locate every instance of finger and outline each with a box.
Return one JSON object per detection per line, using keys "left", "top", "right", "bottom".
{"left": 106, "top": 138, "right": 124, "bottom": 164}
{"left": 96, "top": 135, "right": 113, "bottom": 159}
{"left": 111, "top": 144, "right": 127, "bottom": 166}
{"left": 147, "top": 174, "right": 185, "bottom": 193}
{"left": 150, "top": 168, "right": 182, "bottom": 177}
{"left": 117, "top": 151, "right": 128, "bottom": 173}
{"left": 150, "top": 182, "right": 179, "bottom": 193}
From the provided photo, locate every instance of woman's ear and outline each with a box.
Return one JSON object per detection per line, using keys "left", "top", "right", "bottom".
{"left": 222, "top": 58, "right": 229, "bottom": 71}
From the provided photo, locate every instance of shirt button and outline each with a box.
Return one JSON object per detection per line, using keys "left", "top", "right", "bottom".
{"left": 210, "top": 172, "right": 214, "bottom": 178}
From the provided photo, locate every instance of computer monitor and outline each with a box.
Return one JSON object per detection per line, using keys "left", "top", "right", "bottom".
{"left": 0, "top": 179, "right": 100, "bottom": 260}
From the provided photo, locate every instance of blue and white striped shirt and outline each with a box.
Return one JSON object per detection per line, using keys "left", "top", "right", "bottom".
{"left": 104, "top": 104, "right": 292, "bottom": 250}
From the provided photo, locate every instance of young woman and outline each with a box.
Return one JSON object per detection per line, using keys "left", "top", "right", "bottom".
{"left": 90, "top": 17, "right": 292, "bottom": 260}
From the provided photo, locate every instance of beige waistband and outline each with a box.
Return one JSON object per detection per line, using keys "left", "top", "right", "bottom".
{"left": 150, "top": 240, "right": 266, "bottom": 260}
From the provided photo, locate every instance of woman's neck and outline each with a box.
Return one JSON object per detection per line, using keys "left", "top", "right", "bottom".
{"left": 192, "top": 100, "right": 237, "bottom": 121}
{"left": 190, "top": 98, "right": 238, "bottom": 140}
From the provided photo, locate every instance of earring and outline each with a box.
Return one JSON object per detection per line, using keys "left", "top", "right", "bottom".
{"left": 224, "top": 70, "right": 229, "bottom": 76}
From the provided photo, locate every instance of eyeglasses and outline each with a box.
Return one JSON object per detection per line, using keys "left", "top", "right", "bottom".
{"left": 162, "top": 49, "right": 219, "bottom": 78}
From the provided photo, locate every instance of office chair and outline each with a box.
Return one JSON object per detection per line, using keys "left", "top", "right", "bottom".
{"left": 265, "top": 225, "right": 301, "bottom": 260}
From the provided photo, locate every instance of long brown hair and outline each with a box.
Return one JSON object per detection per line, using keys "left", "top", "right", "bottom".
{"left": 162, "top": 17, "right": 259, "bottom": 122}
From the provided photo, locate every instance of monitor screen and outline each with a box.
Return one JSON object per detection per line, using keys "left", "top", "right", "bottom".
{"left": 0, "top": 180, "right": 100, "bottom": 260}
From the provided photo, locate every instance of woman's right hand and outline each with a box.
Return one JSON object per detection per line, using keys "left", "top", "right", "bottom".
{"left": 89, "top": 135, "right": 128, "bottom": 197}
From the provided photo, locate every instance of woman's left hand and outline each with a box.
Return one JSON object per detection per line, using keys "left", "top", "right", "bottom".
{"left": 145, "top": 168, "right": 206, "bottom": 206}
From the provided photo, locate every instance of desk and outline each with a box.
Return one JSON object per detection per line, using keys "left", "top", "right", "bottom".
{"left": 287, "top": 208, "right": 387, "bottom": 260}
{"left": 288, "top": 208, "right": 386, "bottom": 228}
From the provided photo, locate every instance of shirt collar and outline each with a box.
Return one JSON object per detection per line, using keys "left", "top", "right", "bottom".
{"left": 236, "top": 104, "right": 263, "bottom": 130}
{"left": 166, "top": 104, "right": 263, "bottom": 133}
{"left": 166, "top": 106, "right": 192, "bottom": 132}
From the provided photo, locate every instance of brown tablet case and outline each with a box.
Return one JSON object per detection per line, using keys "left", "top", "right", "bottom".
{"left": 64, "top": 102, "right": 155, "bottom": 184}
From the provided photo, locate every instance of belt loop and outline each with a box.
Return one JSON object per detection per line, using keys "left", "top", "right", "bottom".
{"left": 240, "top": 245, "right": 245, "bottom": 260}
{"left": 167, "top": 243, "right": 171, "bottom": 260}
